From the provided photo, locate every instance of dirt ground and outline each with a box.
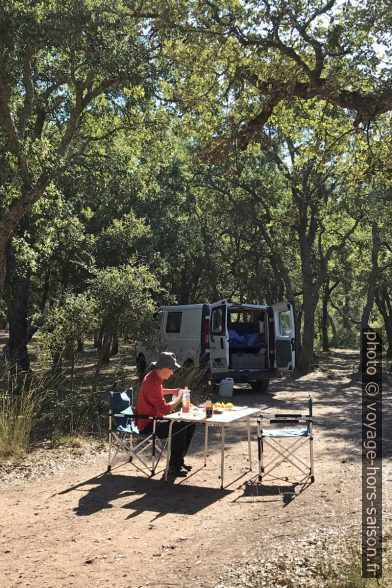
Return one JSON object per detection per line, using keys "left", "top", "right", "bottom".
{"left": 0, "top": 350, "right": 391, "bottom": 588}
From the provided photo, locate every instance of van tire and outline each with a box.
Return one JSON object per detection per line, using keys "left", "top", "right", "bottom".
{"left": 183, "top": 359, "right": 194, "bottom": 369}
{"left": 251, "top": 380, "right": 270, "bottom": 393}
{"left": 137, "top": 355, "right": 147, "bottom": 381}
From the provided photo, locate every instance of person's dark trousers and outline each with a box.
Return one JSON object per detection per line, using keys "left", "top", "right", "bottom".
{"left": 142, "top": 420, "right": 196, "bottom": 467}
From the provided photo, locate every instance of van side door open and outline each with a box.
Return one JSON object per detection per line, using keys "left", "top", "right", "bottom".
{"left": 209, "top": 301, "right": 229, "bottom": 372}
{"left": 272, "top": 302, "right": 296, "bottom": 370}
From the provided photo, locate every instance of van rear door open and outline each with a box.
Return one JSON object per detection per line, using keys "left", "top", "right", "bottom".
{"left": 209, "top": 301, "right": 229, "bottom": 372}
{"left": 272, "top": 301, "right": 296, "bottom": 369}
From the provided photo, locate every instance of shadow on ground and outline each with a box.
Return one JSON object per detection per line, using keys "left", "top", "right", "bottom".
{"left": 57, "top": 471, "right": 230, "bottom": 520}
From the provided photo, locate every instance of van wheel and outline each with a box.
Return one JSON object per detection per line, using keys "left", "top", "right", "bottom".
{"left": 251, "top": 380, "right": 270, "bottom": 393}
{"left": 137, "top": 355, "right": 147, "bottom": 381}
{"left": 183, "top": 359, "right": 194, "bottom": 370}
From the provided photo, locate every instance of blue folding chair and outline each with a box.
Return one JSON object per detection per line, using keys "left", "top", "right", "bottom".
{"left": 107, "top": 389, "right": 166, "bottom": 477}
{"left": 257, "top": 396, "right": 314, "bottom": 483}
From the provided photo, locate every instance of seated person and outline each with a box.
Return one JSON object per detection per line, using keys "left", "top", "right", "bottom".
{"left": 135, "top": 351, "right": 195, "bottom": 477}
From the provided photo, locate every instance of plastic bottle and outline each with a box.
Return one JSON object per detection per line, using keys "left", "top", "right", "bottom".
{"left": 182, "top": 386, "right": 190, "bottom": 414}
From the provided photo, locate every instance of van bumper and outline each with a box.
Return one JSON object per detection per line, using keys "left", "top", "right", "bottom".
{"left": 211, "top": 370, "right": 275, "bottom": 383}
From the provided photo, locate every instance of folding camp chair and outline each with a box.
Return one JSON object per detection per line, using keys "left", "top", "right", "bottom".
{"left": 107, "top": 388, "right": 166, "bottom": 476}
{"left": 257, "top": 396, "right": 314, "bottom": 483}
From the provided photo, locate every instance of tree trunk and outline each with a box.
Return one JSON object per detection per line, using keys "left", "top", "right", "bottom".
{"left": 329, "top": 314, "right": 337, "bottom": 342}
{"left": 0, "top": 177, "right": 50, "bottom": 300}
{"left": 301, "top": 293, "right": 317, "bottom": 372}
{"left": 321, "top": 279, "right": 340, "bottom": 352}
{"left": 4, "top": 243, "right": 30, "bottom": 372}
{"left": 294, "top": 302, "right": 302, "bottom": 364}
{"left": 298, "top": 229, "right": 318, "bottom": 372}
{"left": 101, "top": 334, "right": 111, "bottom": 365}
{"left": 110, "top": 333, "right": 119, "bottom": 356}
{"left": 360, "top": 223, "right": 380, "bottom": 330}
{"left": 77, "top": 338, "right": 84, "bottom": 352}
{"left": 177, "top": 261, "right": 191, "bottom": 304}
{"left": 321, "top": 280, "right": 330, "bottom": 351}
{"left": 63, "top": 340, "right": 74, "bottom": 361}
{"left": 92, "top": 334, "right": 112, "bottom": 394}
{"left": 376, "top": 286, "right": 392, "bottom": 357}
{"left": 200, "top": 221, "right": 220, "bottom": 300}
{"left": 96, "top": 325, "right": 104, "bottom": 351}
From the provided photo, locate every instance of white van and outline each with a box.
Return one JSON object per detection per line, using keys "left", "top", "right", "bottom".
{"left": 136, "top": 300, "right": 296, "bottom": 392}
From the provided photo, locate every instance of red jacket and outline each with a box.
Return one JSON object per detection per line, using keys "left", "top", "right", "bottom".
{"left": 135, "top": 370, "right": 171, "bottom": 431}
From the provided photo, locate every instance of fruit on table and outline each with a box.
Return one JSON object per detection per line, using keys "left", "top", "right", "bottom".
{"left": 213, "top": 402, "right": 234, "bottom": 410}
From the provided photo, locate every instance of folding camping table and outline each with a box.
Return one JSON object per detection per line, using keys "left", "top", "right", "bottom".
{"left": 164, "top": 406, "right": 264, "bottom": 488}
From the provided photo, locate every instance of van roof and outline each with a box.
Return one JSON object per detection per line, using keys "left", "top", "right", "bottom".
{"left": 158, "top": 304, "right": 206, "bottom": 311}
{"left": 158, "top": 302, "right": 267, "bottom": 311}
{"left": 228, "top": 303, "right": 267, "bottom": 309}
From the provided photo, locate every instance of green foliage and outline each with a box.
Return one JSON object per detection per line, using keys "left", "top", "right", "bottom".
{"left": 1, "top": 1, "right": 392, "bottom": 384}
{"left": 88, "top": 262, "right": 160, "bottom": 340}
{"left": 39, "top": 292, "right": 98, "bottom": 362}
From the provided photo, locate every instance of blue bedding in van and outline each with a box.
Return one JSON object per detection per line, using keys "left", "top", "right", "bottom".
{"left": 228, "top": 329, "right": 264, "bottom": 349}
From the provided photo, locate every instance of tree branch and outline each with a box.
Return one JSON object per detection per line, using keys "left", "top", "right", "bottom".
{"left": 0, "top": 60, "right": 22, "bottom": 154}
{"left": 18, "top": 51, "right": 35, "bottom": 141}
{"left": 318, "top": 217, "right": 361, "bottom": 287}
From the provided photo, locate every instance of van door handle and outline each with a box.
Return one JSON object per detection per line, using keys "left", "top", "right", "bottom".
{"left": 220, "top": 337, "right": 224, "bottom": 349}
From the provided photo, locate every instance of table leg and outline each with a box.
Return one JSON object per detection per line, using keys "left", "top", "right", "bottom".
{"left": 257, "top": 418, "right": 262, "bottom": 481}
{"left": 164, "top": 420, "right": 174, "bottom": 482}
{"left": 204, "top": 421, "right": 208, "bottom": 466}
{"left": 247, "top": 418, "right": 252, "bottom": 471}
{"left": 220, "top": 425, "right": 225, "bottom": 489}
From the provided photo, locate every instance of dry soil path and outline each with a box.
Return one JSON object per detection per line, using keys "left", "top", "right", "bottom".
{"left": 1, "top": 351, "right": 391, "bottom": 588}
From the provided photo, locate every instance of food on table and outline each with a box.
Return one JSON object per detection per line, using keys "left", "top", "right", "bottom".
{"left": 212, "top": 401, "right": 234, "bottom": 411}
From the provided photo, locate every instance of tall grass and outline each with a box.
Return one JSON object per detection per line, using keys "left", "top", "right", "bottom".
{"left": 0, "top": 390, "right": 38, "bottom": 458}
{"left": 0, "top": 367, "right": 57, "bottom": 459}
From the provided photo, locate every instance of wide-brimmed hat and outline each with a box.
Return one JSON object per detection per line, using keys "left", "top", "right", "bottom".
{"left": 152, "top": 352, "right": 181, "bottom": 371}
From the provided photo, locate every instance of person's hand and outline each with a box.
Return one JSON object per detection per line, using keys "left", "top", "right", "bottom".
{"left": 168, "top": 390, "right": 182, "bottom": 410}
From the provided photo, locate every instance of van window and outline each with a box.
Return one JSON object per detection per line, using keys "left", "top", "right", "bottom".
{"left": 279, "top": 310, "right": 292, "bottom": 336}
{"left": 166, "top": 312, "right": 182, "bottom": 333}
{"left": 211, "top": 307, "right": 224, "bottom": 335}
